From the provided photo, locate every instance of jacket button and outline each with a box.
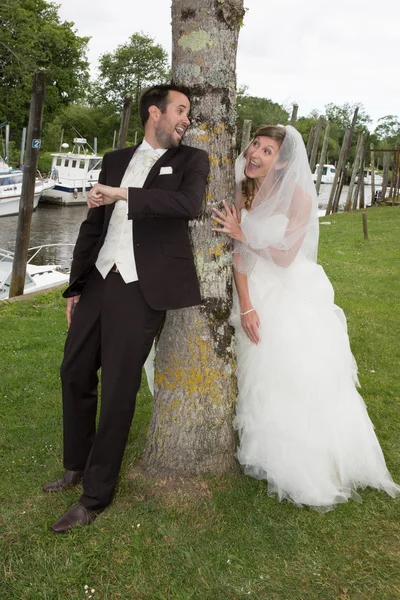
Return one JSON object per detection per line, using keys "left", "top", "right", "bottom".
{"left": 136, "top": 243, "right": 140, "bottom": 247}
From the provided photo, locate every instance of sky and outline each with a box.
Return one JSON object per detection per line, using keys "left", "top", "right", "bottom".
{"left": 56, "top": 0, "right": 399, "bottom": 128}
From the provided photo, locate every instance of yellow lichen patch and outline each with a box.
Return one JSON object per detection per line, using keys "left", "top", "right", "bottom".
{"left": 209, "top": 155, "right": 219, "bottom": 166}
{"left": 208, "top": 243, "right": 225, "bottom": 258}
{"left": 154, "top": 330, "right": 230, "bottom": 408}
{"left": 178, "top": 30, "right": 215, "bottom": 52}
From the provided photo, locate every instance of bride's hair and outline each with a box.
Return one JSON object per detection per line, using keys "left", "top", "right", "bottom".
{"left": 242, "top": 125, "right": 287, "bottom": 210}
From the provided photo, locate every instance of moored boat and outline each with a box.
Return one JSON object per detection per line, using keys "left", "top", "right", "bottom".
{"left": 0, "top": 158, "right": 56, "bottom": 217}
{"left": 41, "top": 138, "right": 102, "bottom": 205}
{"left": 312, "top": 164, "right": 336, "bottom": 184}
{"left": 0, "top": 244, "right": 72, "bottom": 300}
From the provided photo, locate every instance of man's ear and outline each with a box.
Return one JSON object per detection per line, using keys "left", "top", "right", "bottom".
{"left": 148, "top": 105, "right": 160, "bottom": 123}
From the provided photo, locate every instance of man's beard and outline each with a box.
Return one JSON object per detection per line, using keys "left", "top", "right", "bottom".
{"left": 155, "top": 123, "right": 182, "bottom": 149}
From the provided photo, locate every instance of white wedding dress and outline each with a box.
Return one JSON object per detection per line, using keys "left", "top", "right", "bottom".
{"left": 231, "top": 209, "right": 400, "bottom": 512}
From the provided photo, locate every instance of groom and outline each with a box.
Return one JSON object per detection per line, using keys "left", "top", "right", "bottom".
{"left": 44, "top": 84, "right": 209, "bottom": 533}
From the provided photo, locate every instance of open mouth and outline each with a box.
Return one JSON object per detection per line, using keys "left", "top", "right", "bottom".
{"left": 175, "top": 126, "right": 186, "bottom": 139}
{"left": 246, "top": 159, "right": 260, "bottom": 173}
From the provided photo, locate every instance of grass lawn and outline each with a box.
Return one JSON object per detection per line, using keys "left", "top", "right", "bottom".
{"left": 0, "top": 206, "right": 399, "bottom": 600}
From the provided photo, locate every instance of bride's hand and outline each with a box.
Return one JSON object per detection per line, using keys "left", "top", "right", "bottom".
{"left": 212, "top": 201, "right": 243, "bottom": 242}
{"left": 241, "top": 309, "right": 261, "bottom": 345}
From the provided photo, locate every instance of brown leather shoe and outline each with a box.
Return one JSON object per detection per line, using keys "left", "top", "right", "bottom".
{"left": 51, "top": 503, "right": 97, "bottom": 533}
{"left": 43, "top": 470, "right": 84, "bottom": 493}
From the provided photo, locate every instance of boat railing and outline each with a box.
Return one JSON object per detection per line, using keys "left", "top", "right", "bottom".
{"left": 0, "top": 243, "right": 73, "bottom": 289}
{"left": 27, "top": 243, "right": 74, "bottom": 264}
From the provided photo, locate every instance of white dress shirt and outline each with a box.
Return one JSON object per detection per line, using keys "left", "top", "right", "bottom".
{"left": 95, "top": 140, "right": 167, "bottom": 283}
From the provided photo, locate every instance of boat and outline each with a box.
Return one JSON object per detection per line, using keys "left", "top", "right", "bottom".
{"left": 40, "top": 138, "right": 102, "bottom": 205}
{"left": 0, "top": 158, "right": 56, "bottom": 217}
{"left": 312, "top": 164, "right": 336, "bottom": 184}
{"left": 0, "top": 244, "right": 72, "bottom": 300}
{"left": 355, "top": 169, "right": 383, "bottom": 185}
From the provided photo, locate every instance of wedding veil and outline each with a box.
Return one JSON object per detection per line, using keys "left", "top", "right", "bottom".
{"left": 233, "top": 125, "right": 319, "bottom": 273}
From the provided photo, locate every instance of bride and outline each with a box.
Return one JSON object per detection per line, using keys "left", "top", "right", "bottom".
{"left": 212, "top": 124, "right": 400, "bottom": 511}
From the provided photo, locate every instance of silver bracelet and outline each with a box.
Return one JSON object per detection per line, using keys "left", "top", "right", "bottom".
{"left": 240, "top": 308, "right": 255, "bottom": 316}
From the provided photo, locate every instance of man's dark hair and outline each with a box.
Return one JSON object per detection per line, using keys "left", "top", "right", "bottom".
{"left": 139, "top": 84, "right": 191, "bottom": 126}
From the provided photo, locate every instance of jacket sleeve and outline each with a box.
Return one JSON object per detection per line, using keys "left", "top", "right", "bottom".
{"left": 68, "top": 155, "right": 108, "bottom": 282}
{"left": 127, "top": 149, "right": 209, "bottom": 220}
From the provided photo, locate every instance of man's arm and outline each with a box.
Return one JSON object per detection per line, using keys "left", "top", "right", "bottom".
{"left": 69, "top": 155, "right": 108, "bottom": 281}
{"left": 87, "top": 150, "right": 209, "bottom": 221}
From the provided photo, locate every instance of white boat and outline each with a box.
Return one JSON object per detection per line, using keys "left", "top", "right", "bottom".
{"left": 355, "top": 169, "right": 383, "bottom": 185}
{"left": 312, "top": 164, "right": 336, "bottom": 184}
{"left": 0, "top": 244, "right": 72, "bottom": 300}
{"left": 0, "top": 158, "right": 55, "bottom": 217}
{"left": 41, "top": 138, "right": 102, "bottom": 205}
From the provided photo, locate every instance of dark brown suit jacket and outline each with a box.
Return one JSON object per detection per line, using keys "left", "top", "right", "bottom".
{"left": 64, "top": 143, "right": 209, "bottom": 310}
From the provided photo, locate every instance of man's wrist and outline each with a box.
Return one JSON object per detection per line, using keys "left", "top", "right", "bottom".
{"left": 117, "top": 188, "right": 128, "bottom": 201}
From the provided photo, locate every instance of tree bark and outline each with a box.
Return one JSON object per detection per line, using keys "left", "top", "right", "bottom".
{"left": 142, "top": 0, "right": 245, "bottom": 476}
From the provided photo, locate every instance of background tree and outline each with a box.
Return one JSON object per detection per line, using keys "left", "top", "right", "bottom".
{"left": 0, "top": 0, "right": 89, "bottom": 140}
{"left": 92, "top": 32, "right": 169, "bottom": 110}
{"left": 374, "top": 115, "right": 400, "bottom": 147}
{"left": 142, "top": 0, "right": 245, "bottom": 476}
{"left": 236, "top": 86, "right": 289, "bottom": 149}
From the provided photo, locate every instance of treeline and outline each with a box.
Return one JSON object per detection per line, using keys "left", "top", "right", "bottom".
{"left": 1, "top": 0, "right": 399, "bottom": 169}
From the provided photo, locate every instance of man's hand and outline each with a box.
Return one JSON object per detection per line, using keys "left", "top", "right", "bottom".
{"left": 66, "top": 296, "right": 80, "bottom": 328}
{"left": 87, "top": 184, "right": 128, "bottom": 209}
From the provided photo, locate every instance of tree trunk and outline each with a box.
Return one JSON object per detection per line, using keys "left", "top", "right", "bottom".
{"left": 142, "top": 0, "right": 245, "bottom": 476}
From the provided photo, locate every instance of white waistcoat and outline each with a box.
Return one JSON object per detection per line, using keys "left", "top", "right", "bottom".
{"left": 95, "top": 144, "right": 165, "bottom": 283}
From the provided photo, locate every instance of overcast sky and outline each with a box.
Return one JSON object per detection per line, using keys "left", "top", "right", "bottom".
{"left": 57, "top": 0, "right": 399, "bottom": 128}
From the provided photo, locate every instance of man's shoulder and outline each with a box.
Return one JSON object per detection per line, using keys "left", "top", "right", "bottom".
{"left": 178, "top": 144, "right": 208, "bottom": 159}
{"left": 103, "top": 146, "right": 137, "bottom": 162}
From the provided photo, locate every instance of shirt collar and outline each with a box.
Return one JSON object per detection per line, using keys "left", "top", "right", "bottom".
{"left": 140, "top": 138, "right": 168, "bottom": 157}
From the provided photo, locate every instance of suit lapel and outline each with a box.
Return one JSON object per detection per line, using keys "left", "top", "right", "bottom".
{"left": 143, "top": 147, "right": 180, "bottom": 189}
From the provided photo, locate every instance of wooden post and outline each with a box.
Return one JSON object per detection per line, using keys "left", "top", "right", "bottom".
{"left": 93, "top": 137, "right": 98, "bottom": 155}
{"left": 352, "top": 137, "right": 364, "bottom": 210}
{"left": 370, "top": 143, "right": 376, "bottom": 205}
{"left": 117, "top": 95, "right": 133, "bottom": 149}
{"left": 325, "top": 129, "right": 350, "bottom": 215}
{"left": 309, "top": 115, "right": 324, "bottom": 174}
{"left": 5, "top": 123, "right": 10, "bottom": 163}
{"left": 332, "top": 107, "right": 359, "bottom": 213}
{"left": 344, "top": 131, "right": 363, "bottom": 211}
{"left": 306, "top": 124, "right": 316, "bottom": 160}
{"left": 362, "top": 210, "right": 368, "bottom": 240}
{"left": 380, "top": 152, "right": 389, "bottom": 202}
{"left": 59, "top": 128, "right": 64, "bottom": 152}
{"left": 290, "top": 103, "right": 299, "bottom": 126}
{"left": 359, "top": 152, "right": 365, "bottom": 209}
{"left": 388, "top": 151, "right": 395, "bottom": 199}
{"left": 112, "top": 130, "right": 117, "bottom": 150}
{"left": 394, "top": 150, "right": 400, "bottom": 200}
{"left": 20, "top": 127, "right": 27, "bottom": 166}
{"left": 9, "top": 71, "right": 47, "bottom": 298}
{"left": 315, "top": 119, "right": 331, "bottom": 195}
{"left": 240, "top": 119, "right": 252, "bottom": 154}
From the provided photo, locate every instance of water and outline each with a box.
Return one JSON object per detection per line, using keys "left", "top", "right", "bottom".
{"left": 0, "top": 204, "right": 88, "bottom": 265}
{"left": 317, "top": 184, "right": 375, "bottom": 217}
{"left": 0, "top": 184, "right": 377, "bottom": 264}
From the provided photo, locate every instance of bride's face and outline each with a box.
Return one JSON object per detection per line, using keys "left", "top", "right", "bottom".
{"left": 245, "top": 136, "right": 281, "bottom": 183}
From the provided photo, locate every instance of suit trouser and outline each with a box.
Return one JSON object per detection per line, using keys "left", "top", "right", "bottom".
{"left": 60, "top": 267, "right": 165, "bottom": 510}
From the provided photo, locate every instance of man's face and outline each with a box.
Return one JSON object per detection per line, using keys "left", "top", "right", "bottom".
{"left": 154, "top": 91, "right": 191, "bottom": 148}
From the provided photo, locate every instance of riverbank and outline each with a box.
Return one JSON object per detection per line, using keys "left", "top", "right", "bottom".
{"left": 1, "top": 206, "right": 399, "bottom": 599}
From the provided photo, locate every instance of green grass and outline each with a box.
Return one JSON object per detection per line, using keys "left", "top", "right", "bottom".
{"left": 0, "top": 206, "right": 399, "bottom": 600}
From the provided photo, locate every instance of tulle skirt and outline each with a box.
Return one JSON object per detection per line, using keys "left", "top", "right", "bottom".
{"left": 231, "top": 254, "right": 400, "bottom": 511}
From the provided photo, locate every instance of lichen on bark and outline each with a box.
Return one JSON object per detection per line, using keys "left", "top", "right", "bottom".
{"left": 142, "top": 0, "right": 245, "bottom": 477}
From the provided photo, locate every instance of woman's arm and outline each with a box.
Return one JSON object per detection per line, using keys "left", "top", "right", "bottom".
{"left": 233, "top": 255, "right": 261, "bottom": 345}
